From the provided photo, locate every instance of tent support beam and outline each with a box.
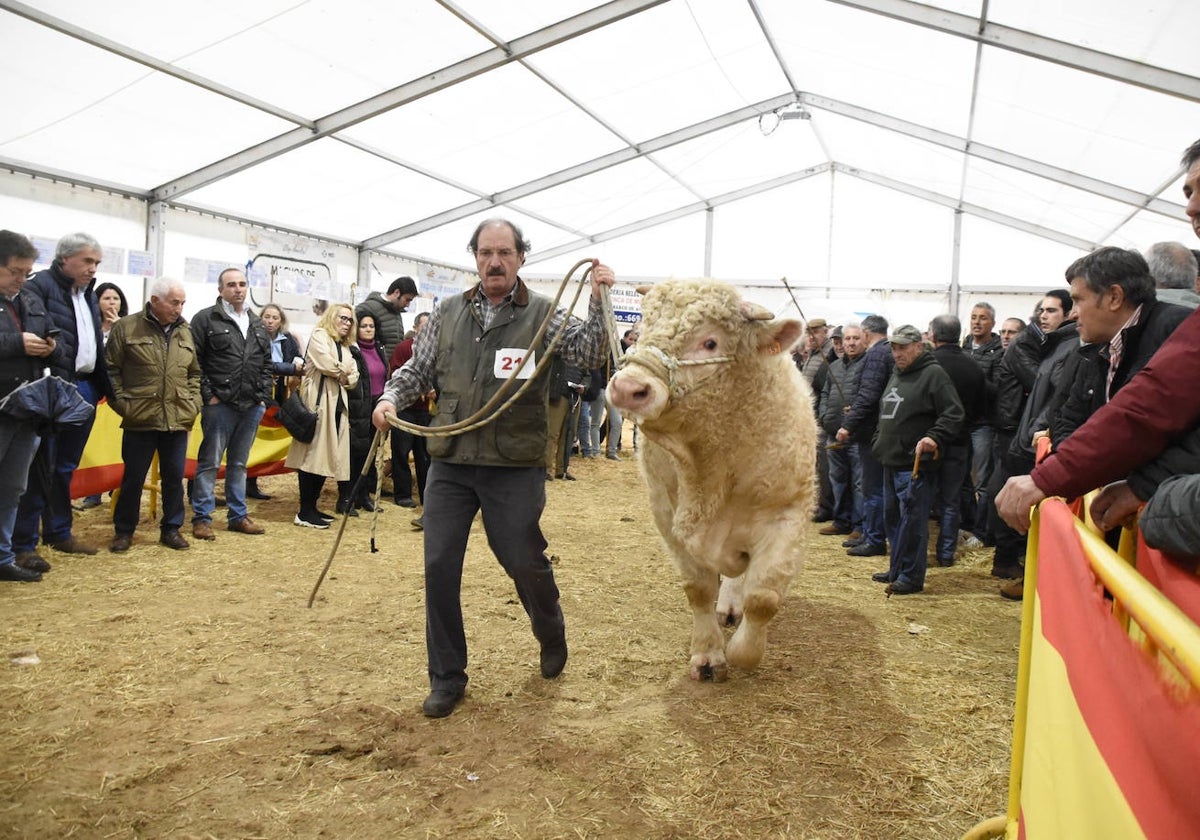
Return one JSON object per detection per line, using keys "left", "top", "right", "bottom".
{"left": 829, "top": 0, "right": 1200, "bottom": 103}
{"left": 797, "top": 92, "right": 1185, "bottom": 219}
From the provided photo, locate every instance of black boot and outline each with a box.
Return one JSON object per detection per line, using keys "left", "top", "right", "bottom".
{"left": 246, "top": 477, "right": 271, "bottom": 500}
{"left": 335, "top": 481, "right": 358, "bottom": 516}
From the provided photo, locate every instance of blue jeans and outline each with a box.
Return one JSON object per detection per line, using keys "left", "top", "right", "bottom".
{"left": 13, "top": 376, "right": 100, "bottom": 550}
{"left": 883, "top": 464, "right": 938, "bottom": 589}
{"left": 606, "top": 400, "right": 622, "bottom": 456}
{"left": 0, "top": 418, "right": 40, "bottom": 566}
{"left": 828, "top": 440, "right": 862, "bottom": 531}
{"left": 578, "top": 395, "right": 605, "bottom": 456}
{"left": 192, "top": 401, "right": 265, "bottom": 524}
{"left": 859, "top": 442, "right": 886, "bottom": 548}
{"left": 934, "top": 443, "right": 970, "bottom": 562}
{"left": 969, "top": 425, "right": 995, "bottom": 537}
{"left": 114, "top": 430, "right": 188, "bottom": 536}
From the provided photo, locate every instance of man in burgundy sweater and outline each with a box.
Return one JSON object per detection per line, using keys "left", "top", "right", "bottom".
{"left": 996, "top": 138, "right": 1200, "bottom": 559}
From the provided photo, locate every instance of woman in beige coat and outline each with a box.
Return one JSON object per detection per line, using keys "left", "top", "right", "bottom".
{"left": 286, "top": 304, "right": 359, "bottom": 528}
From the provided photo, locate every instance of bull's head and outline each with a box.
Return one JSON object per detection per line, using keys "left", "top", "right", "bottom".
{"left": 608, "top": 280, "right": 803, "bottom": 422}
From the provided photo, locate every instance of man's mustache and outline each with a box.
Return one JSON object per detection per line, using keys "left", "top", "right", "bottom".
{"left": 487, "top": 268, "right": 506, "bottom": 276}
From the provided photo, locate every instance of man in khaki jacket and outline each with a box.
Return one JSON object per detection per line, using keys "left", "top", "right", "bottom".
{"left": 106, "top": 277, "right": 201, "bottom": 552}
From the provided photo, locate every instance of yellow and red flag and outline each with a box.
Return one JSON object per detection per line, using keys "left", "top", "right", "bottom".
{"left": 1020, "top": 501, "right": 1200, "bottom": 839}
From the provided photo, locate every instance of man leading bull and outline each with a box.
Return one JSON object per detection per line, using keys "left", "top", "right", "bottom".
{"left": 373, "top": 218, "right": 615, "bottom": 718}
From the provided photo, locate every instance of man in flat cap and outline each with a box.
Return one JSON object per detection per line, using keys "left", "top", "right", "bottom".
{"left": 869, "top": 324, "right": 964, "bottom": 595}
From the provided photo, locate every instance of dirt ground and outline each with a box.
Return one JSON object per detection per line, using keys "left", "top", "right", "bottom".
{"left": 1, "top": 438, "right": 1019, "bottom": 839}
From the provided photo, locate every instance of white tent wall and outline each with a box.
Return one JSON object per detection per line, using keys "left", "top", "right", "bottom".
{"left": 2, "top": 166, "right": 1060, "bottom": 340}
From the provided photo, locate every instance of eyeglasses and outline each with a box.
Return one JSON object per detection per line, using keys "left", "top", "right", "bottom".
{"left": 476, "top": 249, "right": 517, "bottom": 260}
{"left": 337, "top": 315, "right": 353, "bottom": 324}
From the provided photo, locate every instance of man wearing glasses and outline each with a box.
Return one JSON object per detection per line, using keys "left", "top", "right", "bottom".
{"left": 373, "top": 218, "right": 616, "bottom": 718}
{"left": 189, "top": 268, "right": 273, "bottom": 540}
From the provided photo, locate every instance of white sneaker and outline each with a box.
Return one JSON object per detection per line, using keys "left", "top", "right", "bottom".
{"left": 294, "top": 513, "right": 330, "bottom": 530}
{"left": 962, "top": 535, "right": 984, "bottom": 550}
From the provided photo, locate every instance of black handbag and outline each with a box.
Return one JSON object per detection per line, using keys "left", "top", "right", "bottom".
{"left": 278, "top": 380, "right": 323, "bottom": 443}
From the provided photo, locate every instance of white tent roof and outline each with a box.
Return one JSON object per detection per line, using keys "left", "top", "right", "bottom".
{"left": 2, "top": 0, "right": 1197, "bottom": 294}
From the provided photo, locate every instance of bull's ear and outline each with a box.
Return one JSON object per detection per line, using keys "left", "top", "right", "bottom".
{"left": 738, "top": 300, "right": 773, "bottom": 321}
{"left": 636, "top": 285, "right": 652, "bottom": 296}
{"left": 759, "top": 318, "right": 804, "bottom": 356}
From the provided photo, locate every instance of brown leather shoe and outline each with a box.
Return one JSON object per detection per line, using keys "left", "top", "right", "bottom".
{"left": 110, "top": 534, "right": 133, "bottom": 553}
{"left": 228, "top": 516, "right": 265, "bottom": 535}
{"left": 1000, "top": 578, "right": 1025, "bottom": 601}
{"left": 818, "top": 523, "right": 851, "bottom": 536}
{"left": 49, "top": 536, "right": 98, "bottom": 555}
{"left": 192, "top": 521, "right": 216, "bottom": 541}
{"left": 159, "top": 530, "right": 190, "bottom": 550}
{"left": 14, "top": 551, "right": 50, "bottom": 573}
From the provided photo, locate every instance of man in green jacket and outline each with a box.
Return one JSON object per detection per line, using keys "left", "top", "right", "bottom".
{"left": 106, "top": 278, "right": 202, "bottom": 552}
{"left": 870, "top": 325, "right": 964, "bottom": 595}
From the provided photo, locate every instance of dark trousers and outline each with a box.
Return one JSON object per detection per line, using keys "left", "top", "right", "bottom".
{"left": 297, "top": 470, "right": 327, "bottom": 517}
{"left": 113, "top": 430, "right": 188, "bottom": 536}
{"left": 859, "top": 441, "right": 887, "bottom": 548}
{"left": 423, "top": 462, "right": 563, "bottom": 693}
{"left": 14, "top": 376, "right": 100, "bottom": 550}
{"left": 883, "top": 464, "right": 938, "bottom": 589}
{"left": 391, "top": 407, "right": 431, "bottom": 503}
{"left": 814, "top": 430, "right": 834, "bottom": 516}
{"left": 987, "top": 432, "right": 1032, "bottom": 568}
{"left": 934, "top": 442, "right": 970, "bottom": 562}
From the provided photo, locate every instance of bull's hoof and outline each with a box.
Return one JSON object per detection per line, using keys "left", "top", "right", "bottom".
{"left": 689, "top": 657, "right": 728, "bottom": 682}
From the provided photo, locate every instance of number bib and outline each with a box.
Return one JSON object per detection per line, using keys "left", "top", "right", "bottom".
{"left": 494, "top": 348, "right": 536, "bottom": 380}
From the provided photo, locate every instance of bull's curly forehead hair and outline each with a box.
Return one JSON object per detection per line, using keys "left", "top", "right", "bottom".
{"left": 639, "top": 280, "right": 767, "bottom": 350}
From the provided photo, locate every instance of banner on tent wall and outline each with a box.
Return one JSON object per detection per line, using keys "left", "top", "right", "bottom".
{"left": 184, "top": 257, "right": 234, "bottom": 285}
{"left": 71, "top": 402, "right": 293, "bottom": 499}
{"left": 127, "top": 249, "right": 156, "bottom": 277}
{"left": 418, "top": 263, "right": 468, "bottom": 306}
{"left": 1019, "top": 500, "right": 1200, "bottom": 839}
{"left": 609, "top": 286, "right": 643, "bottom": 324}
{"left": 246, "top": 230, "right": 346, "bottom": 331}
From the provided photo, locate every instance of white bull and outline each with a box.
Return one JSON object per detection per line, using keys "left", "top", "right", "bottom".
{"left": 608, "top": 280, "right": 816, "bottom": 681}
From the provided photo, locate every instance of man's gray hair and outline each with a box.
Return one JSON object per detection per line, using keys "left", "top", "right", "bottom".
{"left": 1145, "top": 241, "right": 1199, "bottom": 290}
{"left": 860, "top": 314, "right": 889, "bottom": 336}
{"left": 149, "top": 276, "right": 183, "bottom": 298}
{"left": 970, "top": 302, "right": 996, "bottom": 319}
{"left": 55, "top": 232, "right": 102, "bottom": 260}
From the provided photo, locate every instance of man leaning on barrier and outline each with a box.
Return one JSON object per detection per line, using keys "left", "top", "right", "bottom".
{"left": 996, "top": 137, "right": 1200, "bottom": 564}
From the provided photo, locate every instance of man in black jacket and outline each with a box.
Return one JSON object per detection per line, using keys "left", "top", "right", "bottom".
{"left": 14, "top": 232, "right": 112, "bottom": 565}
{"left": 961, "top": 302, "right": 1003, "bottom": 542}
{"left": 930, "top": 315, "right": 986, "bottom": 566}
{"left": 0, "top": 231, "right": 65, "bottom": 582}
{"left": 189, "top": 268, "right": 274, "bottom": 540}
{"left": 356, "top": 276, "right": 417, "bottom": 362}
